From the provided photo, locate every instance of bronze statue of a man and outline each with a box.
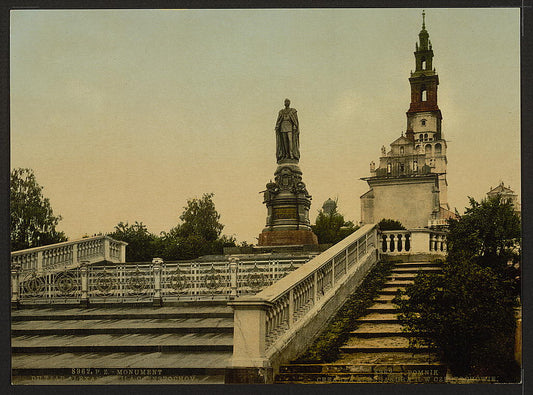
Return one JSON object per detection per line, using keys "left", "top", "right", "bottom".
{"left": 275, "top": 98, "right": 300, "bottom": 162}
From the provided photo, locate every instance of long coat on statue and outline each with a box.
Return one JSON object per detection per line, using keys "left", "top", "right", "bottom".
{"left": 275, "top": 107, "right": 300, "bottom": 162}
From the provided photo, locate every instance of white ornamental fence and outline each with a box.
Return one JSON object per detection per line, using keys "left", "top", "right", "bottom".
{"left": 10, "top": 236, "right": 127, "bottom": 272}
{"left": 11, "top": 257, "right": 311, "bottom": 306}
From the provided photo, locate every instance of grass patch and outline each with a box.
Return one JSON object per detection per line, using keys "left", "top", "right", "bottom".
{"left": 294, "top": 260, "right": 396, "bottom": 363}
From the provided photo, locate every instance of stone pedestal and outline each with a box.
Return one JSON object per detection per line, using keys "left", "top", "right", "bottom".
{"left": 258, "top": 159, "right": 318, "bottom": 246}
{"left": 258, "top": 229, "right": 318, "bottom": 246}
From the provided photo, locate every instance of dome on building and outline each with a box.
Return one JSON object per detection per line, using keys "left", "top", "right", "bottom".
{"left": 322, "top": 198, "right": 336, "bottom": 215}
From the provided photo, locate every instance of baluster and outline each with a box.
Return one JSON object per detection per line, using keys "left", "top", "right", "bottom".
{"left": 120, "top": 265, "right": 125, "bottom": 300}
{"left": 229, "top": 257, "right": 238, "bottom": 298}
{"left": 389, "top": 235, "right": 395, "bottom": 252}
{"left": 11, "top": 265, "right": 21, "bottom": 309}
{"left": 47, "top": 273, "right": 52, "bottom": 300}
{"left": 394, "top": 234, "right": 400, "bottom": 252}
{"left": 37, "top": 251, "right": 43, "bottom": 272}
{"left": 80, "top": 262, "right": 89, "bottom": 307}
{"left": 288, "top": 289, "right": 294, "bottom": 328}
{"left": 152, "top": 258, "right": 162, "bottom": 307}
{"left": 312, "top": 271, "right": 318, "bottom": 304}
{"left": 331, "top": 258, "right": 336, "bottom": 286}
{"left": 397, "top": 234, "right": 403, "bottom": 252}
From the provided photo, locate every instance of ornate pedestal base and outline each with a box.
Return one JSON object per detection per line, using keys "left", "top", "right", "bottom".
{"left": 258, "top": 229, "right": 318, "bottom": 246}
{"left": 258, "top": 159, "right": 318, "bottom": 246}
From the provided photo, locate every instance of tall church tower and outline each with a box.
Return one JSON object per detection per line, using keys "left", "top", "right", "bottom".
{"left": 360, "top": 12, "right": 453, "bottom": 229}
{"left": 405, "top": 11, "right": 448, "bottom": 210}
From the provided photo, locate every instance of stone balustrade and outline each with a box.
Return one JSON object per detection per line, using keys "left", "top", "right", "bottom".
{"left": 11, "top": 236, "right": 128, "bottom": 272}
{"left": 380, "top": 229, "right": 447, "bottom": 255}
{"left": 226, "top": 225, "right": 379, "bottom": 383}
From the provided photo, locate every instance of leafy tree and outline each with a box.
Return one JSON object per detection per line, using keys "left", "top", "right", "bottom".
{"left": 158, "top": 193, "right": 236, "bottom": 260}
{"left": 377, "top": 218, "right": 406, "bottom": 231}
{"left": 172, "top": 193, "right": 224, "bottom": 241}
{"left": 110, "top": 194, "right": 236, "bottom": 262}
{"left": 312, "top": 199, "right": 358, "bottom": 244}
{"left": 446, "top": 195, "right": 521, "bottom": 284}
{"left": 108, "top": 221, "right": 157, "bottom": 262}
{"left": 10, "top": 168, "right": 67, "bottom": 251}
{"left": 395, "top": 195, "right": 521, "bottom": 382}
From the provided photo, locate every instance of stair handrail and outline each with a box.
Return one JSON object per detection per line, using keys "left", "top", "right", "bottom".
{"left": 228, "top": 224, "right": 379, "bottom": 372}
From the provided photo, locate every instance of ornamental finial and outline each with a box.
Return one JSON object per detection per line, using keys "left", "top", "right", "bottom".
{"left": 422, "top": 10, "right": 426, "bottom": 29}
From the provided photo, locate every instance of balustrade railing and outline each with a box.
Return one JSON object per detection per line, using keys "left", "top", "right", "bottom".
{"left": 11, "top": 236, "right": 128, "bottom": 272}
{"left": 11, "top": 256, "right": 311, "bottom": 306}
{"left": 229, "top": 225, "right": 379, "bottom": 370}
{"left": 380, "top": 229, "right": 447, "bottom": 255}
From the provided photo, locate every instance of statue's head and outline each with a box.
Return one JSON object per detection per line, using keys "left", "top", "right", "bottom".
{"left": 284, "top": 98, "right": 290, "bottom": 107}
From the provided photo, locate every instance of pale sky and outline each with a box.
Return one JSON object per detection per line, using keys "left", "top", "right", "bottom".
{"left": 10, "top": 8, "right": 521, "bottom": 244}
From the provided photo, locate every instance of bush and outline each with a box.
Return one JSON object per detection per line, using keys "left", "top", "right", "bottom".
{"left": 377, "top": 218, "right": 405, "bottom": 231}
{"left": 395, "top": 195, "right": 521, "bottom": 382}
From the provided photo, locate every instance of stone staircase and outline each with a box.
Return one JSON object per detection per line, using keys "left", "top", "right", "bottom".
{"left": 11, "top": 302, "right": 233, "bottom": 384}
{"left": 275, "top": 259, "right": 446, "bottom": 384}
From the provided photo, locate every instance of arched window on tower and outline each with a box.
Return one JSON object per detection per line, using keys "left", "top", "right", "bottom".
{"left": 425, "top": 144, "right": 432, "bottom": 155}
{"left": 424, "top": 133, "right": 428, "bottom": 141}
{"left": 400, "top": 146, "right": 404, "bottom": 154}
{"left": 387, "top": 163, "right": 392, "bottom": 174}
{"left": 421, "top": 57, "right": 426, "bottom": 70}
{"left": 419, "top": 134, "right": 423, "bottom": 141}
{"left": 421, "top": 119, "right": 426, "bottom": 126}
{"left": 421, "top": 89, "right": 427, "bottom": 101}
{"left": 413, "top": 160, "right": 418, "bottom": 172}
{"left": 435, "top": 143, "right": 442, "bottom": 154}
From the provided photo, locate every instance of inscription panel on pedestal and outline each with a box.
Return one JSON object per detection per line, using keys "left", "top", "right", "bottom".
{"left": 273, "top": 207, "right": 298, "bottom": 220}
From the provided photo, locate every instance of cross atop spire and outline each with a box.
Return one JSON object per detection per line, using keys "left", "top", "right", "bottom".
{"left": 422, "top": 10, "right": 426, "bottom": 29}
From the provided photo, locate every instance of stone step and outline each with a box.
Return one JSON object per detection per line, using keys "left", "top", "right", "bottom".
{"left": 275, "top": 371, "right": 446, "bottom": 384}
{"left": 387, "top": 274, "right": 417, "bottom": 281}
{"left": 340, "top": 336, "right": 426, "bottom": 353}
{"left": 356, "top": 313, "right": 398, "bottom": 324}
{"left": 391, "top": 267, "right": 441, "bottom": 273}
{"left": 392, "top": 262, "right": 440, "bottom": 268}
{"left": 12, "top": 351, "right": 231, "bottom": 384}
{"left": 374, "top": 294, "right": 406, "bottom": 303}
{"left": 335, "top": 351, "right": 440, "bottom": 365}
{"left": 11, "top": 306, "right": 233, "bottom": 321}
{"left": 350, "top": 323, "right": 404, "bottom": 337}
{"left": 12, "top": 317, "right": 233, "bottom": 335}
{"left": 12, "top": 332, "right": 233, "bottom": 353}
{"left": 379, "top": 287, "right": 407, "bottom": 295}
{"left": 383, "top": 280, "right": 414, "bottom": 287}
{"left": 366, "top": 303, "right": 397, "bottom": 314}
